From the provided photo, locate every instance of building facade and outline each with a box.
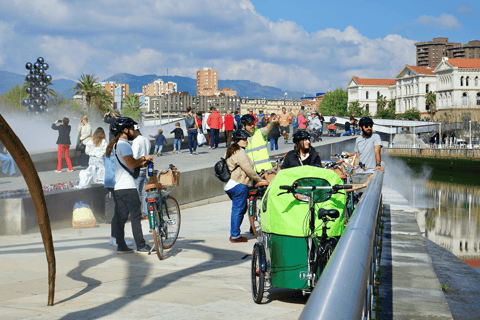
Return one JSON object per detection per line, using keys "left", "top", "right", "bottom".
{"left": 346, "top": 76, "right": 396, "bottom": 115}
{"left": 394, "top": 65, "right": 436, "bottom": 115}
{"left": 98, "top": 81, "right": 129, "bottom": 109}
{"left": 196, "top": 68, "right": 218, "bottom": 96}
{"left": 142, "top": 79, "right": 177, "bottom": 96}
{"left": 415, "top": 37, "right": 480, "bottom": 68}
{"left": 240, "top": 98, "right": 302, "bottom": 115}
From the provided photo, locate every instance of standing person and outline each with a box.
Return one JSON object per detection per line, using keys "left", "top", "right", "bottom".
{"left": 185, "top": 106, "right": 199, "bottom": 155}
{"left": 207, "top": 107, "right": 223, "bottom": 149}
{"left": 352, "top": 117, "right": 385, "bottom": 186}
{"left": 224, "top": 110, "right": 235, "bottom": 147}
{"left": 279, "top": 107, "right": 292, "bottom": 143}
{"left": 257, "top": 110, "right": 265, "bottom": 129}
{"left": 0, "top": 141, "right": 16, "bottom": 176}
{"left": 106, "top": 117, "right": 153, "bottom": 254}
{"left": 309, "top": 111, "right": 322, "bottom": 141}
{"left": 51, "top": 117, "right": 73, "bottom": 173}
{"left": 240, "top": 113, "right": 278, "bottom": 172}
{"left": 132, "top": 129, "right": 151, "bottom": 219}
{"left": 281, "top": 131, "right": 322, "bottom": 169}
{"left": 318, "top": 112, "right": 325, "bottom": 134}
{"left": 150, "top": 129, "right": 167, "bottom": 156}
{"left": 77, "top": 127, "right": 107, "bottom": 188}
{"left": 267, "top": 113, "right": 281, "bottom": 151}
{"left": 78, "top": 116, "right": 92, "bottom": 166}
{"left": 297, "top": 110, "right": 308, "bottom": 130}
{"left": 204, "top": 107, "right": 213, "bottom": 147}
{"left": 234, "top": 110, "right": 242, "bottom": 130}
{"left": 170, "top": 123, "right": 184, "bottom": 153}
{"left": 330, "top": 114, "right": 337, "bottom": 125}
{"left": 224, "top": 130, "right": 266, "bottom": 243}
{"left": 249, "top": 109, "right": 258, "bottom": 125}
{"left": 196, "top": 111, "right": 204, "bottom": 134}
{"left": 104, "top": 109, "right": 120, "bottom": 141}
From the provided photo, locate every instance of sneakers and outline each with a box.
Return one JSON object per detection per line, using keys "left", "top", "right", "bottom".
{"left": 135, "top": 244, "right": 153, "bottom": 254}
{"left": 55, "top": 170, "right": 62, "bottom": 173}
{"left": 110, "top": 237, "right": 133, "bottom": 247}
{"left": 229, "top": 236, "right": 248, "bottom": 243}
{"left": 67, "top": 169, "right": 74, "bottom": 172}
{"left": 117, "top": 246, "right": 134, "bottom": 254}
{"left": 193, "top": 151, "right": 198, "bottom": 155}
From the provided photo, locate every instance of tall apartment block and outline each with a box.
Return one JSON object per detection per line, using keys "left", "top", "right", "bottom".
{"left": 142, "top": 79, "right": 177, "bottom": 96}
{"left": 196, "top": 67, "right": 218, "bottom": 96}
{"left": 98, "top": 81, "right": 129, "bottom": 108}
{"left": 416, "top": 37, "right": 480, "bottom": 68}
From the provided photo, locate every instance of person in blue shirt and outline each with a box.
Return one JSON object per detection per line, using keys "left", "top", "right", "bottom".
{"left": 234, "top": 110, "right": 242, "bottom": 129}
{"left": 149, "top": 129, "right": 167, "bottom": 156}
{"left": 341, "top": 120, "right": 353, "bottom": 136}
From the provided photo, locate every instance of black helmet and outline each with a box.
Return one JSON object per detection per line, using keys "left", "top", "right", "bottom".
{"left": 240, "top": 114, "right": 256, "bottom": 126}
{"left": 358, "top": 116, "right": 374, "bottom": 127}
{"left": 232, "top": 130, "right": 251, "bottom": 142}
{"left": 292, "top": 130, "right": 311, "bottom": 143}
{"left": 110, "top": 117, "right": 138, "bottom": 136}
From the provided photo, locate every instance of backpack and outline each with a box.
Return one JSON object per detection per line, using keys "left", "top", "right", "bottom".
{"left": 185, "top": 115, "right": 195, "bottom": 128}
{"left": 214, "top": 157, "right": 239, "bottom": 182}
{"left": 292, "top": 116, "right": 299, "bottom": 129}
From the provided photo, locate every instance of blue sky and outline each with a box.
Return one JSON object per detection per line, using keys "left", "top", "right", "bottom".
{"left": 0, "top": 0, "right": 478, "bottom": 93}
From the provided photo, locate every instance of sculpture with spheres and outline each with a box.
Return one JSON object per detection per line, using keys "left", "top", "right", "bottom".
{"left": 22, "top": 57, "right": 52, "bottom": 114}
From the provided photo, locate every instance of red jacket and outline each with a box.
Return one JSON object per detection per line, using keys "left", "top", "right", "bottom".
{"left": 224, "top": 114, "right": 234, "bottom": 131}
{"left": 207, "top": 111, "right": 223, "bottom": 129}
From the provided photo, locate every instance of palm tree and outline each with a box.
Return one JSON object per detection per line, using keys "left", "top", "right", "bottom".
{"left": 71, "top": 74, "right": 100, "bottom": 110}
{"left": 426, "top": 91, "right": 436, "bottom": 120}
{"left": 92, "top": 87, "right": 114, "bottom": 113}
{"left": 376, "top": 94, "right": 387, "bottom": 111}
{"left": 123, "top": 93, "right": 144, "bottom": 109}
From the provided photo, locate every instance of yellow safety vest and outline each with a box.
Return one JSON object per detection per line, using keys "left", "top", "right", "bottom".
{"left": 246, "top": 129, "right": 273, "bottom": 172}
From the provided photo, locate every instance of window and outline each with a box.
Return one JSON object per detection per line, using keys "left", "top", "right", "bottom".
{"left": 366, "top": 104, "right": 369, "bottom": 112}
{"left": 366, "top": 91, "right": 369, "bottom": 99}
{"left": 476, "top": 77, "right": 479, "bottom": 87}
{"left": 463, "top": 92, "right": 467, "bottom": 105}
{"left": 426, "top": 84, "right": 429, "bottom": 93}
{"left": 461, "top": 76, "right": 464, "bottom": 86}
{"left": 377, "top": 91, "right": 380, "bottom": 98}
{"left": 466, "top": 77, "right": 470, "bottom": 86}
{"left": 477, "top": 93, "right": 480, "bottom": 106}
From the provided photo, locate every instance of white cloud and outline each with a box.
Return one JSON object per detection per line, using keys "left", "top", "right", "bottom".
{"left": 0, "top": 0, "right": 418, "bottom": 92}
{"left": 455, "top": 5, "right": 473, "bottom": 15}
{"left": 413, "top": 13, "right": 462, "bottom": 30}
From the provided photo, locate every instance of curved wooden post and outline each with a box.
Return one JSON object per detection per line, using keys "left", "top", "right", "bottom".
{"left": 0, "top": 114, "right": 56, "bottom": 306}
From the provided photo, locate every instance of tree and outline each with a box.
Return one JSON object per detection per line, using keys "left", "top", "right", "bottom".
{"left": 123, "top": 93, "right": 144, "bottom": 110}
{"left": 71, "top": 74, "right": 100, "bottom": 110}
{"left": 375, "top": 99, "right": 396, "bottom": 119}
{"left": 92, "top": 87, "right": 114, "bottom": 113}
{"left": 397, "top": 108, "right": 420, "bottom": 120}
{"left": 0, "top": 83, "right": 29, "bottom": 110}
{"left": 376, "top": 94, "right": 387, "bottom": 111}
{"left": 426, "top": 91, "right": 436, "bottom": 120}
{"left": 319, "top": 88, "right": 348, "bottom": 116}
{"left": 347, "top": 100, "right": 370, "bottom": 117}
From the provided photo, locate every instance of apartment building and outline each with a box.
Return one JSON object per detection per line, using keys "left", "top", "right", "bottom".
{"left": 240, "top": 98, "right": 302, "bottom": 115}
{"left": 196, "top": 68, "right": 218, "bottom": 96}
{"left": 98, "top": 81, "right": 129, "bottom": 108}
{"left": 145, "top": 93, "right": 241, "bottom": 115}
{"left": 142, "top": 79, "right": 177, "bottom": 96}
{"left": 415, "top": 37, "right": 480, "bottom": 68}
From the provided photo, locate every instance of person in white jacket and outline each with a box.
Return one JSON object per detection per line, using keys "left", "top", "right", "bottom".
{"left": 78, "top": 116, "right": 92, "bottom": 166}
{"left": 132, "top": 129, "right": 151, "bottom": 218}
{"left": 77, "top": 127, "right": 107, "bottom": 188}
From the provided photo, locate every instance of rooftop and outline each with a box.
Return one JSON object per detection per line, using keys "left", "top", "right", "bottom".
{"left": 352, "top": 76, "right": 396, "bottom": 86}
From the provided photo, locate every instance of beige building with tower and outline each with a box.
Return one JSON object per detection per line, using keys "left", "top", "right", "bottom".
{"left": 142, "top": 79, "right": 177, "bottom": 96}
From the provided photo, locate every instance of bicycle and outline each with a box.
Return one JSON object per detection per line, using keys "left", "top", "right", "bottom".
{"left": 144, "top": 163, "right": 181, "bottom": 260}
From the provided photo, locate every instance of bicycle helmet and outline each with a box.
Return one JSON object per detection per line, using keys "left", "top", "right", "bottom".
{"left": 232, "top": 130, "right": 251, "bottom": 141}
{"left": 110, "top": 117, "right": 138, "bottom": 136}
{"left": 240, "top": 114, "right": 256, "bottom": 126}
{"left": 358, "top": 116, "right": 374, "bottom": 127}
{"left": 292, "top": 130, "right": 311, "bottom": 143}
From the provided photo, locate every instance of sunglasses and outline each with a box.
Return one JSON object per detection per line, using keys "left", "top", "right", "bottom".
{"left": 363, "top": 124, "right": 373, "bottom": 128}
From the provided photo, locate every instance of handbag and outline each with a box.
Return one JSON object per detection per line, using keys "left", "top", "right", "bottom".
{"left": 197, "top": 132, "right": 206, "bottom": 145}
{"left": 76, "top": 143, "right": 85, "bottom": 152}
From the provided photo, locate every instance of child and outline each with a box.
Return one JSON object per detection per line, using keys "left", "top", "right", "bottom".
{"left": 170, "top": 123, "right": 184, "bottom": 153}
{"left": 267, "top": 113, "right": 281, "bottom": 151}
{"left": 150, "top": 129, "right": 167, "bottom": 156}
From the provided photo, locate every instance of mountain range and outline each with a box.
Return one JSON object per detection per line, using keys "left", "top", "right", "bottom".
{"left": 0, "top": 71, "right": 313, "bottom": 100}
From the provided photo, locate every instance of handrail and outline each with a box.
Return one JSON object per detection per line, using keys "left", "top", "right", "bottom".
{"left": 299, "top": 169, "right": 384, "bottom": 320}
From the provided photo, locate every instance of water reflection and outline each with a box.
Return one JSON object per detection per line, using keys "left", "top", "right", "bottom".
{"left": 414, "top": 182, "right": 480, "bottom": 272}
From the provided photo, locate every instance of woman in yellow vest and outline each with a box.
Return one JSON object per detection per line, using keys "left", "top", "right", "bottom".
{"left": 240, "top": 114, "right": 279, "bottom": 172}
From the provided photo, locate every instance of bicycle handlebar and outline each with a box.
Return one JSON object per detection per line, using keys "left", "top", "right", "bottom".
{"left": 279, "top": 184, "right": 350, "bottom": 191}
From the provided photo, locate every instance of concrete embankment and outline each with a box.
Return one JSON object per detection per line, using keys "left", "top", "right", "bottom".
{"left": 385, "top": 147, "right": 480, "bottom": 160}
{"left": 378, "top": 187, "right": 453, "bottom": 319}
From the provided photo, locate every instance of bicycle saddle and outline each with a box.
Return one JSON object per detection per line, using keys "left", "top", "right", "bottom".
{"left": 318, "top": 209, "right": 340, "bottom": 219}
{"left": 144, "top": 183, "right": 164, "bottom": 191}
{"left": 255, "top": 180, "right": 269, "bottom": 188}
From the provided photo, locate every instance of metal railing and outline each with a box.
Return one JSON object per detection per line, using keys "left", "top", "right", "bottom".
{"left": 299, "top": 170, "right": 384, "bottom": 320}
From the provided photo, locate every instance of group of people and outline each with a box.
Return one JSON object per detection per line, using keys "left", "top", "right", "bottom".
{"left": 222, "top": 114, "right": 384, "bottom": 243}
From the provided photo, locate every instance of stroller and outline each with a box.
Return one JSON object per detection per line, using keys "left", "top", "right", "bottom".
{"left": 311, "top": 128, "right": 323, "bottom": 142}
{"left": 328, "top": 124, "right": 336, "bottom": 136}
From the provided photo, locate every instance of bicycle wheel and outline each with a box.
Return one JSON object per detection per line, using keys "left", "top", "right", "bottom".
{"left": 152, "top": 203, "right": 164, "bottom": 260}
{"left": 161, "top": 196, "right": 181, "bottom": 249}
{"left": 251, "top": 196, "right": 263, "bottom": 239}
{"left": 319, "top": 239, "right": 337, "bottom": 274}
{"left": 251, "top": 245, "right": 265, "bottom": 304}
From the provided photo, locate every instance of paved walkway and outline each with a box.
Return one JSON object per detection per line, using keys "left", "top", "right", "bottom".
{"left": 0, "top": 198, "right": 305, "bottom": 319}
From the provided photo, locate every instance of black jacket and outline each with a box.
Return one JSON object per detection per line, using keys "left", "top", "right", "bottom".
{"left": 104, "top": 115, "right": 117, "bottom": 141}
{"left": 281, "top": 147, "right": 322, "bottom": 169}
{"left": 51, "top": 123, "right": 71, "bottom": 145}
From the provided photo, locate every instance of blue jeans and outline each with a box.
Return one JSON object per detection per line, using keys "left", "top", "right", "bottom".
{"left": 188, "top": 129, "right": 198, "bottom": 153}
{"left": 225, "top": 184, "right": 249, "bottom": 239}
{"left": 154, "top": 144, "right": 163, "bottom": 155}
{"left": 210, "top": 129, "right": 220, "bottom": 148}
{"left": 269, "top": 138, "right": 278, "bottom": 151}
{"left": 174, "top": 139, "right": 181, "bottom": 151}
{"left": 341, "top": 129, "right": 353, "bottom": 136}
{"left": 135, "top": 170, "right": 148, "bottom": 217}
{"left": 0, "top": 152, "right": 15, "bottom": 175}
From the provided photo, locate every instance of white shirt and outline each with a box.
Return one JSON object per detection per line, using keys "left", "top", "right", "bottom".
{"left": 132, "top": 135, "right": 151, "bottom": 160}
{"left": 85, "top": 139, "right": 107, "bottom": 158}
{"left": 114, "top": 138, "right": 136, "bottom": 190}
{"left": 204, "top": 112, "right": 211, "bottom": 130}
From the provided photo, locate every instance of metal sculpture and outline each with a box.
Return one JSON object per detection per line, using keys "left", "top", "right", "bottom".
{"left": 22, "top": 57, "right": 52, "bottom": 113}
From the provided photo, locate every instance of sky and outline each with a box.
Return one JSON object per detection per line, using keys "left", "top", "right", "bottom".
{"left": 0, "top": 0, "right": 478, "bottom": 93}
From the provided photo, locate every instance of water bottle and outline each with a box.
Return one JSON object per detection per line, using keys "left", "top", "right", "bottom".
{"left": 148, "top": 161, "right": 154, "bottom": 177}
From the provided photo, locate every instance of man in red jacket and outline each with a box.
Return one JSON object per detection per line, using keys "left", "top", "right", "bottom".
{"left": 206, "top": 108, "right": 223, "bottom": 149}
{"left": 224, "top": 110, "right": 235, "bottom": 147}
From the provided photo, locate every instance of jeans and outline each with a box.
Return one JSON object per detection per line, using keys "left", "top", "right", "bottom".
{"left": 154, "top": 144, "right": 163, "bottom": 154}
{"left": 210, "top": 129, "right": 220, "bottom": 148}
{"left": 341, "top": 129, "right": 353, "bottom": 136}
{"left": 0, "top": 152, "right": 15, "bottom": 176}
{"left": 57, "top": 145, "right": 73, "bottom": 171}
{"left": 113, "top": 188, "right": 146, "bottom": 250}
{"left": 269, "top": 138, "right": 278, "bottom": 151}
{"left": 174, "top": 139, "right": 181, "bottom": 151}
{"left": 225, "top": 184, "right": 249, "bottom": 239}
{"left": 187, "top": 129, "right": 198, "bottom": 153}
{"left": 135, "top": 170, "right": 148, "bottom": 217}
